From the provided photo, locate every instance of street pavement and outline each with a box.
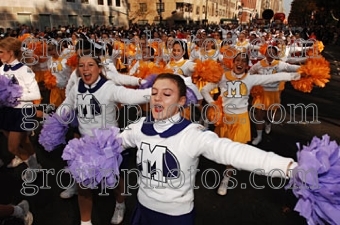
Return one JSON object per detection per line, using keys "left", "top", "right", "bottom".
{"left": 1, "top": 44, "right": 340, "bottom": 225}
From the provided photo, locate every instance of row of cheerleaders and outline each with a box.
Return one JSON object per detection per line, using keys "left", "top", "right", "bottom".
{"left": 0, "top": 31, "right": 338, "bottom": 225}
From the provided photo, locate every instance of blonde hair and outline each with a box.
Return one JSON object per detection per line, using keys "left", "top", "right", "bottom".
{"left": 0, "top": 37, "right": 22, "bottom": 60}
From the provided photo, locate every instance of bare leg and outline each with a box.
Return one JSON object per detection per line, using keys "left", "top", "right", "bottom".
{"left": 77, "top": 185, "right": 92, "bottom": 222}
{"left": 0, "top": 205, "right": 14, "bottom": 217}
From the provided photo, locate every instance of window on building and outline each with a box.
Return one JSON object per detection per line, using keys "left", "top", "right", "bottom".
{"left": 137, "top": 20, "right": 148, "bottom": 25}
{"left": 202, "top": 6, "right": 206, "bottom": 14}
{"left": 81, "top": 0, "right": 89, "bottom": 3}
{"left": 83, "top": 15, "right": 91, "bottom": 27}
{"left": 176, "top": 3, "right": 184, "bottom": 12}
{"left": 127, "top": 3, "right": 130, "bottom": 11}
{"left": 17, "top": 13, "right": 32, "bottom": 27}
{"left": 66, "top": 0, "right": 75, "bottom": 2}
{"left": 68, "top": 15, "right": 78, "bottom": 27}
{"left": 108, "top": 0, "right": 112, "bottom": 5}
{"left": 39, "top": 14, "right": 50, "bottom": 30}
{"left": 139, "top": 3, "right": 147, "bottom": 13}
{"left": 196, "top": 6, "right": 200, "bottom": 15}
{"left": 115, "top": 0, "right": 121, "bottom": 7}
{"left": 98, "top": 0, "right": 103, "bottom": 5}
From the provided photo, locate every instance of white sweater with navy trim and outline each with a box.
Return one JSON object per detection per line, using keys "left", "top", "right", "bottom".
{"left": 119, "top": 113, "right": 295, "bottom": 216}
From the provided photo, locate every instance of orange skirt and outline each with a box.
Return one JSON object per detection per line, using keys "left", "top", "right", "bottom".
{"left": 50, "top": 87, "right": 66, "bottom": 108}
{"left": 253, "top": 90, "right": 281, "bottom": 110}
{"left": 214, "top": 112, "right": 250, "bottom": 143}
{"left": 34, "top": 70, "right": 45, "bottom": 83}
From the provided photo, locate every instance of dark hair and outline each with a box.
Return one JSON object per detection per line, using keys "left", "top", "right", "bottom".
{"left": 266, "top": 46, "right": 278, "bottom": 55}
{"left": 172, "top": 40, "right": 189, "bottom": 60}
{"left": 233, "top": 52, "right": 249, "bottom": 64}
{"left": 154, "top": 73, "right": 187, "bottom": 98}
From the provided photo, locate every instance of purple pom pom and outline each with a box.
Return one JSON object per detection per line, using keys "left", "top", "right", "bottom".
{"left": 62, "top": 127, "right": 123, "bottom": 188}
{"left": 185, "top": 87, "right": 198, "bottom": 106}
{"left": 139, "top": 74, "right": 157, "bottom": 89}
{"left": 38, "top": 112, "right": 69, "bottom": 151}
{"left": 0, "top": 75, "right": 23, "bottom": 107}
{"left": 286, "top": 134, "right": 340, "bottom": 225}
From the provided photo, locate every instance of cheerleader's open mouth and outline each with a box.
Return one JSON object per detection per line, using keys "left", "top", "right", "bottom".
{"left": 234, "top": 65, "right": 245, "bottom": 74}
{"left": 82, "top": 73, "right": 92, "bottom": 82}
{"left": 153, "top": 104, "right": 164, "bottom": 113}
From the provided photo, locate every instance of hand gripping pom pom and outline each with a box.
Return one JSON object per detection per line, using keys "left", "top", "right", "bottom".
{"left": 291, "top": 57, "right": 330, "bottom": 93}
{"left": 62, "top": 127, "right": 123, "bottom": 188}
{"left": 39, "top": 110, "right": 77, "bottom": 151}
{"left": 139, "top": 74, "right": 158, "bottom": 89}
{"left": 185, "top": 87, "right": 198, "bottom": 106}
{"left": 192, "top": 59, "right": 223, "bottom": 83}
{"left": 0, "top": 75, "right": 23, "bottom": 107}
{"left": 286, "top": 134, "right": 340, "bottom": 225}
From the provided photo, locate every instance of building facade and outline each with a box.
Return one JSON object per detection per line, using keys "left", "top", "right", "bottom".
{"left": 0, "top": 0, "right": 129, "bottom": 30}
{"left": 128, "top": 0, "right": 239, "bottom": 25}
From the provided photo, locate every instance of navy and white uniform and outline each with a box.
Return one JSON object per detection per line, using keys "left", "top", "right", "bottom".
{"left": 119, "top": 113, "right": 296, "bottom": 224}
{"left": 0, "top": 59, "right": 41, "bottom": 131}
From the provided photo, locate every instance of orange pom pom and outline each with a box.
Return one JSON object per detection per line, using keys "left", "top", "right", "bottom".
{"left": 44, "top": 71, "right": 57, "bottom": 90}
{"left": 220, "top": 46, "right": 239, "bottom": 69}
{"left": 193, "top": 59, "right": 224, "bottom": 83}
{"left": 18, "top": 33, "right": 32, "bottom": 42}
{"left": 259, "top": 43, "right": 268, "bottom": 56}
{"left": 206, "top": 96, "right": 223, "bottom": 126}
{"left": 134, "top": 62, "right": 172, "bottom": 79}
{"left": 66, "top": 53, "right": 78, "bottom": 71}
{"left": 250, "top": 85, "right": 264, "bottom": 99}
{"left": 307, "top": 40, "right": 324, "bottom": 57}
{"left": 291, "top": 56, "right": 330, "bottom": 93}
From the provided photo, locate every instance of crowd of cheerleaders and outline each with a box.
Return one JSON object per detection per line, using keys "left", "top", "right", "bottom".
{"left": 20, "top": 36, "right": 320, "bottom": 66}
{"left": 0, "top": 32, "right": 338, "bottom": 225}
{"left": 18, "top": 101, "right": 320, "bottom": 133}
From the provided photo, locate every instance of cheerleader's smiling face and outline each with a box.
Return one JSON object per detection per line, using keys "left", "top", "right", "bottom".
{"left": 233, "top": 53, "right": 249, "bottom": 74}
{"left": 151, "top": 76, "right": 186, "bottom": 120}
{"left": 172, "top": 43, "right": 184, "bottom": 60}
{"left": 78, "top": 56, "right": 103, "bottom": 86}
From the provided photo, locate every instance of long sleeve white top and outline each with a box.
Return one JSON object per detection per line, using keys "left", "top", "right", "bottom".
{"left": 201, "top": 71, "right": 299, "bottom": 114}
{"left": 248, "top": 59, "right": 300, "bottom": 91}
{"left": 58, "top": 76, "right": 150, "bottom": 136}
{"left": 0, "top": 59, "right": 41, "bottom": 108}
{"left": 119, "top": 113, "right": 295, "bottom": 216}
{"left": 65, "top": 61, "right": 141, "bottom": 97}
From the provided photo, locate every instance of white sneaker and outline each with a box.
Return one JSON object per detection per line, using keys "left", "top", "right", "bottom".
{"left": 217, "top": 176, "right": 230, "bottom": 196}
{"left": 21, "top": 168, "right": 38, "bottom": 182}
{"left": 0, "top": 158, "right": 4, "bottom": 168}
{"left": 265, "top": 123, "right": 272, "bottom": 134}
{"left": 17, "top": 200, "right": 34, "bottom": 225}
{"left": 60, "top": 184, "right": 78, "bottom": 199}
{"left": 7, "top": 156, "right": 24, "bottom": 168}
{"left": 111, "top": 202, "right": 126, "bottom": 224}
{"left": 252, "top": 136, "right": 262, "bottom": 145}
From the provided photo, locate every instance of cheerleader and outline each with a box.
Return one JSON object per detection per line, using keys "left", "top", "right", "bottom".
{"left": 166, "top": 40, "right": 194, "bottom": 77}
{"left": 55, "top": 52, "right": 152, "bottom": 225}
{"left": 45, "top": 40, "right": 72, "bottom": 108}
{"left": 234, "top": 32, "right": 250, "bottom": 52}
{"left": 0, "top": 37, "right": 41, "bottom": 179}
{"left": 201, "top": 52, "right": 301, "bottom": 195}
{"left": 166, "top": 40, "right": 203, "bottom": 120}
{"left": 65, "top": 40, "right": 143, "bottom": 98}
{"left": 249, "top": 46, "right": 300, "bottom": 145}
{"left": 118, "top": 73, "right": 297, "bottom": 225}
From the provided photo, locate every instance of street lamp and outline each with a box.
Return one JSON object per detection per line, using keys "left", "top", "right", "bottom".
{"left": 156, "top": 0, "right": 164, "bottom": 25}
